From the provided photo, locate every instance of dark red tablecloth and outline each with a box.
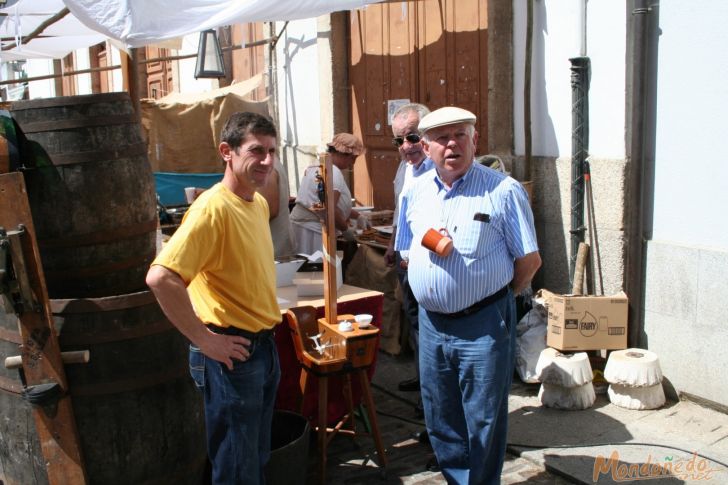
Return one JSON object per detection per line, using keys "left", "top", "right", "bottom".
{"left": 274, "top": 294, "right": 383, "bottom": 426}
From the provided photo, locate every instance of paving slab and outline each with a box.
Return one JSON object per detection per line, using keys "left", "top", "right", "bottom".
{"left": 508, "top": 381, "right": 728, "bottom": 485}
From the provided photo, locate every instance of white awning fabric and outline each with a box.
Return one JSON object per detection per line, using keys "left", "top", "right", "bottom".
{"left": 0, "top": 0, "right": 106, "bottom": 60}
{"left": 1, "top": 0, "right": 383, "bottom": 61}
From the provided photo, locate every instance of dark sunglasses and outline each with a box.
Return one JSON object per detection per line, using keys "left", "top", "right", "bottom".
{"left": 392, "top": 133, "right": 421, "bottom": 147}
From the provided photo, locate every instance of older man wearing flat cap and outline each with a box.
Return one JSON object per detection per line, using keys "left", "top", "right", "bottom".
{"left": 394, "top": 106, "right": 541, "bottom": 484}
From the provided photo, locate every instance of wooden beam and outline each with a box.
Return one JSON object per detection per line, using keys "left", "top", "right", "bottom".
{"left": 1, "top": 8, "right": 70, "bottom": 51}
{"left": 0, "top": 39, "right": 275, "bottom": 88}
{"left": 0, "top": 64, "right": 122, "bottom": 87}
{"left": 321, "top": 153, "right": 338, "bottom": 325}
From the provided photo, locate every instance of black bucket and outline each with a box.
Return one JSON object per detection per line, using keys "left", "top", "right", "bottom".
{"left": 265, "top": 410, "right": 311, "bottom": 485}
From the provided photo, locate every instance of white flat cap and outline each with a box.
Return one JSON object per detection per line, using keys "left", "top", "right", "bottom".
{"left": 418, "top": 106, "right": 476, "bottom": 133}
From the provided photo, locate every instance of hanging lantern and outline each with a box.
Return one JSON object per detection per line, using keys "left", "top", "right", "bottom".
{"left": 194, "top": 29, "right": 225, "bottom": 79}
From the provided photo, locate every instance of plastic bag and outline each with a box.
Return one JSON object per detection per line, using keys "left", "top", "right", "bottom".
{"left": 515, "top": 294, "right": 548, "bottom": 383}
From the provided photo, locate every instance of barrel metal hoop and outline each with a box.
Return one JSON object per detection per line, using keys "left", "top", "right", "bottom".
{"left": 59, "top": 319, "right": 173, "bottom": 346}
{"left": 45, "top": 142, "right": 148, "bottom": 166}
{"left": 43, "top": 250, "right": 155, "bottom": 280}
{"left": 38, "top": 218, "right": 157, "bottom": 249}
{"left": 69, "top": 366, "right": 188, "bottom": 397}
{"left": 17, "top": 114, "right": 138, "bottom": 134}
{"left": 50, "top": 290, "right": 157, "bottom": 314}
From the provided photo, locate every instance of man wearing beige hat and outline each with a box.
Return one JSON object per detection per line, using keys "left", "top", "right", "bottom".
{"left": 394, "top": 106, "right": 541, "bottom": 483}
{"left": 291, "top": 132, "right": 367, "bottom": 254}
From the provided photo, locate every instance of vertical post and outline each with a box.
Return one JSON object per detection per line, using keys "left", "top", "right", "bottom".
{"left": 524, "top": 0, "right": 533, "bottom": 181}
{"left": 321, "top": 153, "right": 338, "bottom": 324}
{"left": 123, "top": 48, "right": 142, "bottom": 123}
{"left": 625, "top": 0, "right": 654, "bottom": 347}
{"left": 569, "top": 56, "right": 590, "bottom": 283}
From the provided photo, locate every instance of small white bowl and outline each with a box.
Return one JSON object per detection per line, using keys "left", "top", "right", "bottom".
{"left": 355, "top": 314, "right": 373, "bottom": 328}
{"left": 338, "top": 321, "right": 354, "bottom": 332}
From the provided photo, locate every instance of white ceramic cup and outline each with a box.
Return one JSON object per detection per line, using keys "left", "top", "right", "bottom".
{"left": 184, "top": 187, "right": 197, "bottom": 204}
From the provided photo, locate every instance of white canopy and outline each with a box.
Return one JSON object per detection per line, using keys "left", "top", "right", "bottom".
{"left": 1, "top": 0, "right": 383, "bottom": 60}
{"left": 0, "top": 0, "right": 106, "bottom": 60}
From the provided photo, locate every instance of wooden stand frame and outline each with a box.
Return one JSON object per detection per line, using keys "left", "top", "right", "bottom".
{"left": 284, "top": 153, "right": 387, "bottom": 484}
{"left": 0, "top": 172, "right": 87, "bottom": 484}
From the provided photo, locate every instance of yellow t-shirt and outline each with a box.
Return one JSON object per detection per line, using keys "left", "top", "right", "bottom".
{"left": 152, "top": 183, "right": 280, "bottom": 331}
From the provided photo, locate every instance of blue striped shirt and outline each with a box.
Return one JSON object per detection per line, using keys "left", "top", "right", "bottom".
{"left": 394, "top": 162, "right": 539, "bottom": 313}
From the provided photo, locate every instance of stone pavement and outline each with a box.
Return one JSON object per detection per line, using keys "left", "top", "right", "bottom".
{"left": 305, "top": 350, "right": 728, "bottom": 484}
{"left": 508, "top": 380, "right": 728, "bottom": 485}
{"left": 306, "top": 351, "right": 572, "bottom": 484}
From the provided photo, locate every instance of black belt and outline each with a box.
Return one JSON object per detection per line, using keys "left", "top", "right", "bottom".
{"left": 206, "top": 324, "right": 275, "bottom": 341}
{"left": 434, "top": 285, "right": 510, "bottom": 319}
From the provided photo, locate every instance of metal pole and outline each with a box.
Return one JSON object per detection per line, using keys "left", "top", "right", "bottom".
{"left": 569, "top": 56, "right": 590, "bottom": 283}
{"left": 625, "top": 0, "right": 656, "bottom": 347}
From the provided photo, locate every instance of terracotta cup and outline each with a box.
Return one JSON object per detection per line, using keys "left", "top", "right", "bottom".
{"left": 421, "top": 228, "right": 453, "bottom": 257}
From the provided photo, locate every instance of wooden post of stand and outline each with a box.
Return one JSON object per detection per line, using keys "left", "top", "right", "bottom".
{"left": 0, "top": 172, "right": 88, "bottom": 484}
{"left": 0, "top": 130, "right": 9, "bottom": 174}
{"left": 320, "top": 153, "right": 338, "bottom": 324}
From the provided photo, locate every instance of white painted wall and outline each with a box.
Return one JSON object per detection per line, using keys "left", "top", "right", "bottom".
{"left": 643, "top": 0, "right": 728, "bottom": 406}
{"left": 517, "top": 0, "right": 728, "bottom": 405}
{"left": 513, "top": 1, "right": 628, "bottom": 296}
{"left": 27, "top": 59, "right": 56, "bottom": 99}
{"left": 274, "top": 18, "right": 324, "bottom": 194}
{"left": 75, "top": 48, "right": 92, "bottom": 95}
{"left": 652, "top": 1, "right": 728, "bottom": 249}
{"left": 110, "top": 43, "right": 124, "bottom": 92}
{"left": 513, "top": 0, "right": 625, "bottom": 159}
{"left": 275, "top": 18, "right": 323, "bottom": 153}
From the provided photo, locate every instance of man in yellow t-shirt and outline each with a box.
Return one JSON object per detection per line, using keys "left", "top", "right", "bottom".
{"left": 146, "top": 112, "right": 281, "bottom": 485}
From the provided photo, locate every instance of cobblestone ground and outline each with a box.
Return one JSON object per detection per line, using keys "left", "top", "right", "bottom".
{"left": 304, "top": 351, "right": 574, "bottom": 484}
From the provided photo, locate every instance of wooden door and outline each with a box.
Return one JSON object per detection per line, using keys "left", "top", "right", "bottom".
{"left": 349, "top": 0, "right": 489, "bottom": 209}
{"left": 145, "top": 46, "right": 174, "bottom": 99}
{"left": 231, "top": 23, "right": 267, "bottom": 101}
{"left": 89, "top": 42, "right": 109, "bottom": 93}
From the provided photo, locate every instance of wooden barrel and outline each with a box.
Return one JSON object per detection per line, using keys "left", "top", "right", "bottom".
{"left": 10, "top": 93, "right": 157, "bottom": 299}
{"left": 0, "top": 291, "right": 206, "bottom": 485}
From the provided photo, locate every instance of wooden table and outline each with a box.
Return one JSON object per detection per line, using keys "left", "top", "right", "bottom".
{"left": 274, "top": 284, "right": 383, "bottom": 426}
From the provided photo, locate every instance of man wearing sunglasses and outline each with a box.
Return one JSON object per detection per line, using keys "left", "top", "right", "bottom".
{"left": 385, "top": 103, "right": 434, "bottom": 427}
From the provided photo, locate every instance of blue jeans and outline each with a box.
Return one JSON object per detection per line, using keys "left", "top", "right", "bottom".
{"left": 419, "top": 289, "right": 516, "bottom": 485}
{"left": 189, "top": 333, "right": 281, "bottom": 485}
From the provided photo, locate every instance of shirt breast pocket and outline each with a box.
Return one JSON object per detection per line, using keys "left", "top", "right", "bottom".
{"left": 457, "top": 218, "right": 502, "bottom": 258}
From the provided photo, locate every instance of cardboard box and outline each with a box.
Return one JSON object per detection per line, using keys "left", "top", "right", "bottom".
{"left": 539, "top": 289, "right": 628, "bottom": 351}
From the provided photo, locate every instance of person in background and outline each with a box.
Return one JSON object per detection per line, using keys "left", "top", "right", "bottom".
{"left": 259, "top": 154, "right": 296, "bottom": 258}
{"left": 383, "top": 103, "right": 433, "bottom": 419}
{"left": 395, "top": 106, "right": 541, "bottom": 483}
{"left": 290, "top": 133, "right": 367, "bottom": 255}
{"left": 146, "top": 112, "right": 282, "bottom": 485}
